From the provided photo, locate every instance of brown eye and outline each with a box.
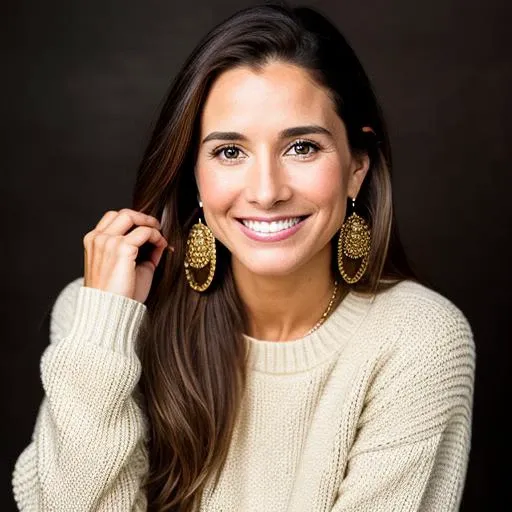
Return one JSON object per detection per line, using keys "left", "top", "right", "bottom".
{"left": 294, "top": 143, "right": 310, "bottom": 155}
{"left": 208, "top": 144, "right": 245, "bottom": 163}
{"left": 287, "top": 140, "right": 320, "bottom": 157}
{"left": 223, "top": 146, "right": 239, "bottom": 159}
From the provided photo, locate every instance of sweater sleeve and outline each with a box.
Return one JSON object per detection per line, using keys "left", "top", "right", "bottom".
{"left": 12, "top": 277, "right": 150, "bottom": 511}
{"left": 330, "top": 295, "right": 476, "bottom": 512}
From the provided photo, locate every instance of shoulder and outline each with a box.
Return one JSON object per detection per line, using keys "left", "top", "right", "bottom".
{"left": 374, "top": 279, "right": 473, "bottom": 339}
{"left": 49, "top": 276, "right": 85, "bottom": 344}
{"left": 350, "top": 280, "right": 476, "bottom": 449}
{"left": 364, "top": 279, "right": 475, "bottom": 365}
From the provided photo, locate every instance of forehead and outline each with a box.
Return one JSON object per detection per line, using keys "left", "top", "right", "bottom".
{"left": 200, "top": 61, "right": 339, "bottom": 132}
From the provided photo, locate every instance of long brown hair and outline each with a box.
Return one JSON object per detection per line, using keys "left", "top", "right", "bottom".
{"left": 131, "top": 2, "right": 418, "bottom": 510}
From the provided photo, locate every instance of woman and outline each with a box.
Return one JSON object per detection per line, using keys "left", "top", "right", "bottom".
{"left": 12, "top": 3, "right": 475, "bottom": 511}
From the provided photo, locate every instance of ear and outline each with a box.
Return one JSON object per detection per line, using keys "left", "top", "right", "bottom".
{"left": 347, "top": 152, "right": 370, "bottom": 199}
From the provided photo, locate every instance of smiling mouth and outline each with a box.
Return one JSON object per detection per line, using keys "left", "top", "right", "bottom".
{"left": 237, "top": 216, "right": 309, "bottom": 234}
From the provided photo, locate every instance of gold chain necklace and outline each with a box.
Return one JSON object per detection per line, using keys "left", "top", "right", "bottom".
{"left": 305, "top": 280, "right": 339, "bottom": 336}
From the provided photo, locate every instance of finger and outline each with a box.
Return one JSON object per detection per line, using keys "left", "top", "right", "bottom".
{"left": 101, "top": 209, "right": 161, "bottom": 236}
{"left": 95, "top": 210, "right": 118, "bottom": 231}
{"left": 124, "top": 226, "right": 168, "bottom": 251}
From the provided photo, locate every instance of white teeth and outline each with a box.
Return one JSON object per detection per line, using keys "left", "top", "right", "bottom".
{"left": 242, "top": 217, "right": 302, "bottom": 234}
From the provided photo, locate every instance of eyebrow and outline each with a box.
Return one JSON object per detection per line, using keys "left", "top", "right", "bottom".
{"left": 201, "top": 124, "right": 332, "bottom": 144}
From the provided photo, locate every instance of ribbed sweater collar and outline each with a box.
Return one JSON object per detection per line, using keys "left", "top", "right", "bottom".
{"left": 243, "top": 290, "right": 375, "bottom": 374}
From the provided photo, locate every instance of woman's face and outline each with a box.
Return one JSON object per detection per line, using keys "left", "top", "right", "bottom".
{"left": 195, "top": 61, "right": 369, "bottom": 278}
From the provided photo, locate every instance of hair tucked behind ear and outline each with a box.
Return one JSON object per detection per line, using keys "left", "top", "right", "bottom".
{"left": 130, "top": 2, "right": 418, "bottom": 510}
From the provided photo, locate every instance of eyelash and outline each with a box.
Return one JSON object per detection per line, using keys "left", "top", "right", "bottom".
{"left": 208, "top": 139, "right": 321, "bottom": 162}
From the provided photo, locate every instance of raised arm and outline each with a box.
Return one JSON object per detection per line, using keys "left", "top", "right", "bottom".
{"left": 12, "top": 277, "right": 150, "bottom": 511}
{"left": 331, "top": 297, "right": 476, "bottom": 511}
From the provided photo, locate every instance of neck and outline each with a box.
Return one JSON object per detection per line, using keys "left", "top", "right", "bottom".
{"left": 233, "top": 246, "right": 338, "bottom": 341}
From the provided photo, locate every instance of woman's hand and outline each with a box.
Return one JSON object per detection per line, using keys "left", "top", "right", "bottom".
{"left": 83, "top": 208, "right": 169, "bottom": 303}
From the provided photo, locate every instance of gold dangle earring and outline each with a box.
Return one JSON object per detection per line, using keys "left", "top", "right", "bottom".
{"left": 337, "top": 197, "right": 371, "bottom": 284}
{"left": 184, "top": 200, "right": 216, "bottom": 292}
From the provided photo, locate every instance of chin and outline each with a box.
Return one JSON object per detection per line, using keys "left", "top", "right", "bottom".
{"left": 231, "top": 251, "right": 309, "bottom": 278}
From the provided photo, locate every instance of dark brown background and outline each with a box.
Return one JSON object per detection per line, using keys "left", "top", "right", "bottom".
{"left": 2, "top": 0, "right": 510, "bottom": 510}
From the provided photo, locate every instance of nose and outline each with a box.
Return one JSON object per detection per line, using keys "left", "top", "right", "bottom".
{"left": 244, "top": 155, "right": 292, "bottom": 209}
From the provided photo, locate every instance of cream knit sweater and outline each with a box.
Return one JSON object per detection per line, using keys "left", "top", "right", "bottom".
{"left": 12, "top": 277, "right": 475, "bottom": 511}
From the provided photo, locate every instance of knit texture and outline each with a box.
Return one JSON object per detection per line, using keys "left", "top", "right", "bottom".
{"left": 12, "top": 277, "right": 475, "bottom": 511}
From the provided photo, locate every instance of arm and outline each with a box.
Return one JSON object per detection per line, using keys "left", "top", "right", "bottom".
{"left": 331, "top": 297, "right": 476, "bottom": 511}
{"left": 12, "top": 277, "right": 150, "bottom": 511}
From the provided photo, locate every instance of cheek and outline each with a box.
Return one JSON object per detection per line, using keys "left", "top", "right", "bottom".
{"left": 298, "top": 158, "right": 347, "bottom": 208}
{"left": 196, "top": 165, "right": 239, "bottom": 218}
